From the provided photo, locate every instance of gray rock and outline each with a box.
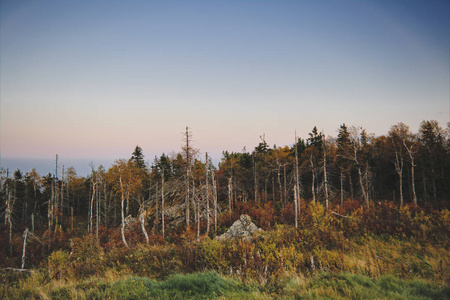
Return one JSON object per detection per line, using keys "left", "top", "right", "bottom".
{"left": 216, "top": 214, "right": 261, "bottom": 241}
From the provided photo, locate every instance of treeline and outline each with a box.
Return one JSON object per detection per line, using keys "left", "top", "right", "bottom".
{"left": 0, "top": 120, "right": 449, "bottom": 263}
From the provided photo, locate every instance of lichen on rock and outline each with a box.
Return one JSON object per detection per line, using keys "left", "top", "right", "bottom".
{"left": 216, "top": 214, "right": 261, "bottom": 241}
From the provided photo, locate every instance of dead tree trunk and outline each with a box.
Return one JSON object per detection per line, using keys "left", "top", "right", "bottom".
{"left": 228, "top": 177, "right": 232, "bottom": 213}
{"left": 139, "top": 206, "right": 149, "bottom": 244}
{"left": 349, "top": 173, "right": 354, "bottom": 201}
{"left": 153, "top": 182, "right": 158, "bottom": 233}
{"left": 253, "top": 153, "right": 258, "bottom": 203}
{"left": 323, "top": 145, "right": 329, "bottom": 210}
{"left": 119, "top": 174, "right": 129, "bottom": 248}
{"left": 5, "top": 177, "right": 15, "bottom": 256}
{"left": 205, "top": 153, "right": 210, "bottom": 235}
{"left": 21, "top": 229, "right": 28, "bottom": 269}
{"left": 96, "top": 183, "right": 100, "bottom": 240}
{"left": 89, "top": 180, "right": 96, "bottom": 233}
{"left": 211, "top": 168, "right": 218, "bottom": 234}
{"left": 294, "top": 132, "right": 300, "bottom": 228}
{"left": 394, "top": 152, "right": 404, "bottom": 206}
{"left": 340, "top": 172, "right": 344, "bottom": 208}
{"left": 161, "top": 169, "right": 165, "bottom": 238}
{"left": 185, "top": 126, "right": 191, "bottom": 228}
{"left": 61, "top": 166, "right": 65, "bottom": 219}
{"left": 283, "top": 164, "right": 287, "bottom": 204}
{"left": 403, "top": 141, "right": 417, "bottom": 205}
{"left": 310, "top": 155, "right": 316, "bottom": 203}
{"left": 277, "top": 166, "right": 282, "bottom": 202}
{"left": 358, "top": 166, "right": 369, "bottom": 209}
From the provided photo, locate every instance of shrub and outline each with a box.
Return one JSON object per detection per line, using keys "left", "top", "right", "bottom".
{"left": 48, "top": 250, "right": 71, "bottom": 280}
{"left": 124, "top": 244, "right": 181, "bottom": 279}
{"left": 69, "top": 234, "right": 105, "bottom": 279}
{"left": 198, "top": 237, "right": 230, "bottom": 272}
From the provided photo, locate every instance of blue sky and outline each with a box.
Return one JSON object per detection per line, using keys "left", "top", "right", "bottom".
{"left": 1, "top": 0, "right": 449, "bottom": 175}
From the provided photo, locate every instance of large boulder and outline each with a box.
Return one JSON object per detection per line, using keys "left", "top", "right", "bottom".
{"left": 216, "top": 214, "right": 261, "bottom": 241}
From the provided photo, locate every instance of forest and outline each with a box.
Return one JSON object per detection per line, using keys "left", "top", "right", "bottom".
{"left": 1, "top": 120, "right": 449, "bottom": 299}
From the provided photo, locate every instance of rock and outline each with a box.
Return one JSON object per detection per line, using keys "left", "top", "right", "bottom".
{"left": 216, "top": 214, "right": 261, "bottom": 241}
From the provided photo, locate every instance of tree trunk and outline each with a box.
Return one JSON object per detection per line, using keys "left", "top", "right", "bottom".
{"left": 422, "top": 168, "right": 428, "bottom": 202}
{"left": 358, "top": 166, "right": 369, "bottom": 209}
{"left": 61, "top": 166, "right": 64, "bottom": 219}
{"left": 310, "top": 155, "right": 316, "bottom": 203}
{"left": 185, "top": 127, "right": 191, "bottom": 228}
{"left": 140, "top": 207, "right": 149, "bottom": 244}
{"left": 96, "top": 184, "right": 99, "bottom": 240}
{"left": 196, "top": 190, "right": 200, "bottom": 241}
{"left": 349, "top": 172, "right": 354, "bottom": 201}
{"left": 5, "top": 179, "right": 13, "bottom": 256}
{"left": 411, "top": 157, "right": 417, "bottom": 205}
{"left": 211, "top": 169, "right": 218, "bottom": 234}
{"left": 277, "top": 167, "right": 282, "bottom": 202}
{"left": 253, "top": 153, "right": 258, "bottom": 203}
{"left": 89, "top": 181, "right": 96, "bottom": 233}
{"left": 340, "top": 172, "right": 344, "bottom": 208}
{"left": 431, "top": 165, "right": 437, "bottom": 202}
{"left": 294, "top": 184, "right": 298, "bottom": 228}
{"left": 283, "top": 164, "right": 287, "bottom": 204}
{"left": 154, "top": 182, "right": 159, "bottom": 233}
{"left": 161, "top": 169, "right": 165, "bottom": 238}
{"left": 323, "top": 149, "right": 329, "bottom": 210}
{"left": 119, "top": 175, "right": 129, "bottom": 248}
{"left": 228, "top": 177, "right": 232, "bottom": 213}
{"left": 294, "top": 132, "right": 301, "bottom": 227}
{"left": 394, "top": 152, "right": 404, "bottom": 206}
{"left": 21, "top": 229, "right": 28, "bottom": 269}
{"left": 205, "top": 153, "right": 210, "bottom": 235}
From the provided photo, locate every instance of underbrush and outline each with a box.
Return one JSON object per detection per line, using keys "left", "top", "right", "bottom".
{"left": 2, "top": 270, "right": 449, "bottom": 299}
{"left": 283, "top": 273, "right": 450, "bottom": 299}
{"left": 2, "top": 201, "right": 449, "bottom": 299}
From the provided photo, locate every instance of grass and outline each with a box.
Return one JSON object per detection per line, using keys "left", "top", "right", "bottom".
{"left": 1, "top": 218, "right": 448, "bottom": 299}
{"left": 3, "top": 270, "right": 449, "bottom": 299}
{"left": 283, "top": 273, "right": 450, "bottom": 299}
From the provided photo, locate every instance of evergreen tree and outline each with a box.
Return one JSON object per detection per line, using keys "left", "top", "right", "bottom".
{"left": 131, "top": 145, "right": 146, "bottom": 170}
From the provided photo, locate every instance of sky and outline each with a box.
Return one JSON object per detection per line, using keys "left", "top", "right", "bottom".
{"left": 1, "top": 0, "right": 449, "bottom": 176}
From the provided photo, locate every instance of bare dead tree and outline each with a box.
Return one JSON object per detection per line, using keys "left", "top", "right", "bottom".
{"left": 61, "top": 165, "right": 65, "bottom": 219}
{"left": 184, "top": 127, "right": 192, "bottom": 228}
{"left": 89, "top": 165, "right": 96, "bottom": 233}
{"left": 294, "top": 132, "right": 300, "bottom": 228}
{"left": 54, "top": 155, "right": 59, "bottom": 229}
{"left": 21, "top": 228, "right": 28, "bottom": 269}
{"left": 340, "top": 172, "right": 344, "bottom": 208}
{"left": 323, "top": 135, "right": 329, "bottom": 210}
{"left": 161, "top": 168, "right": 165, "bottom": 238}
{"left": 394, "top": 151, "right": 404, "bottom": 206}
{"left": 139, "top": 205, "right": 149, "bottom": 244}
{"left": 253, "top": 153, "right": 258, "bottom": 203}
{"left": 228, "top": 177, "right": 232, "bottom": 213}
{"left": 211, "top": 166, "right": 218, "bottom": 234}
{"left": 348, "top": 126, "right": 370, "bottom": 209}
{"left": 310, "top": 154, "right": 316, "bottom": 203}
{"left": 119, "top": 173, "right": 129, "bottom": 248}
{"left": 404, "top": 139, "right": 418, "bottom": 205}
{"left": 5, "top": 171, "right": 16, "bottom": 256}
{"left": 205, "top": 153, "right": 210, "bottom": 235}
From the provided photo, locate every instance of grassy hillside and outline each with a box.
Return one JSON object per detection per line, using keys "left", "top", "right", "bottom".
{"left": 3, "top": 270, "right": 449, "bottom": 299}
{"left": 1, "top": 201, "right": 449, "bottom": 299}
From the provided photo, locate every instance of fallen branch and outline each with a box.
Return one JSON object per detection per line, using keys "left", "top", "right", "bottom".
{"left": 332, "top": 211, "right": 351, "bottom": 219}
{"left": 4, "top": 267, "right": 35, "bottom": 272}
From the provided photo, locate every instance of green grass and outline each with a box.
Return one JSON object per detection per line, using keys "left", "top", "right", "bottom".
{"left": 96, "top": 272, "right": 256, "bottom": 299}
{"left": 283, "top": 273, "right": 450, "bottom": 299}
{"left": 5, "top": 271, "right": 448, "bottom": 299}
